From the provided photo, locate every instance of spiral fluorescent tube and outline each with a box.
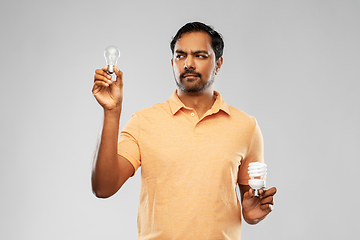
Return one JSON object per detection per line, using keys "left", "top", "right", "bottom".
{"left": 248, "top": 162, "right": 267, "bottom": 197}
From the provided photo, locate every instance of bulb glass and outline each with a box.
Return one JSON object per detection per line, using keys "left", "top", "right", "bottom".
{"left": 104, "top": 46, "right": 120, "bottom": 74}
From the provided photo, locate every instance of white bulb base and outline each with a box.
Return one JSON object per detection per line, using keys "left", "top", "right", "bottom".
{"left": 248, "top": 179, "right": 265, "bottom": 197}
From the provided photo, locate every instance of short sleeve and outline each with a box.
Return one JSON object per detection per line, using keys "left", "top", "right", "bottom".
{"left": 238, "top": 119, "right": 264, "bottom": 185}
{"left": 118, "top": 113, "right": 141, "bottom": 173}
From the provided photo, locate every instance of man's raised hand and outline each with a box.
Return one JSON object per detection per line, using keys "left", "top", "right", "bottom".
{"left": 92, "top": 66, "right": 123, "bottom": 111}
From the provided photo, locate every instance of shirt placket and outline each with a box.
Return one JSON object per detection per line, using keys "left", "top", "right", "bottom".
{"left": 181, "top": 108, "right": 200, "bottom": 129}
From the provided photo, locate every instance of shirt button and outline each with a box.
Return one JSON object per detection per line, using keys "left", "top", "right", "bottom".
{"left": 191, "top": 113, "right": 195, "bottom": 117}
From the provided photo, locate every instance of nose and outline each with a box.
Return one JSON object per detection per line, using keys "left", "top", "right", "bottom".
{"left": 184, "top": 56, "right": 195, "bottom": 70}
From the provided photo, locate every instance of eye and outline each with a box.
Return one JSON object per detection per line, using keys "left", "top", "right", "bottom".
{"left": 196, "top": 54, "right": 208, "bottom": 59}
{"left": 176, "top": 54, "right": 185, "bottom": 60}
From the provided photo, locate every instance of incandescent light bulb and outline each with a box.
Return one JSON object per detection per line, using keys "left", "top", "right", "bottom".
{"left": 104, "top": 46, "right": 120, "bottom": 74}
{"left": 248, "top": 162, "right": 267, "bottom": 197}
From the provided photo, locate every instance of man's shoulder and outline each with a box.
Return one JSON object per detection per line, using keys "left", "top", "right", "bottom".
{"left": 227, "top": 105, "right": 256, "bottom": 122}
{"left": 133, "top": 100, "right": 171, "bottom": 117}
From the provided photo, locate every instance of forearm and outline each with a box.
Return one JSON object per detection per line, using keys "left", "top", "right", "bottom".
{"left": 92, "top": 107, "right": 122, "bottom": 197}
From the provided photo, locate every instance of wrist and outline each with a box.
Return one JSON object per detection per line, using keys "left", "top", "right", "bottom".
{"left": 242, "top": 209, "right": 265, "bottom": 225}
{"left": 104, "top": 105, "right": 122, "bottom": 117}
{"left": 104, "top": 106, "right": 121, "bottom": 119}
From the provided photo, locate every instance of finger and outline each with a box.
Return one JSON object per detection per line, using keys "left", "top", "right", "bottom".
{"left": 114, "top": 66, "right": 122, "bottom": 78}
{"left": 269, "top": 204, "right": 274, "bottom": 211}
{"left": 260, "top": 203, "right": 274, "bottom": 212}
{"left": 258, "top": 188, "right": 264, "bottom": 197}
{"left": 95, "top": 68, "right": 111, "bottom": 78}
{"left": 262, "top": 187, "right": 277, "bottom": 198}
{"left": 92, "top": 83, "right": 106, "bottom": 95}
{"left": 94, "top": 72, "right": 113, "bottom": 84}
{"left": 96, "top": 67, "right": 113, "bottom": 81}
{"left": 94, "top": 74, "right": 112, "bottom": 83}
{"left": 260, "top": 196, "right": 274, "bottom": 205}
{"left": 248, "top": 188, "right": 255, "bottom": 198}
{"left": 103, "top": 65, "right": 116, "bottom": 75}
{"left": 93, "top": 80, "right": 110, "bottom": 90}
{"left": 242, "top": 188, "right": 251, "bottom": 200}
{"left": 102, "top": 65, "right": 109, "bottom": 73}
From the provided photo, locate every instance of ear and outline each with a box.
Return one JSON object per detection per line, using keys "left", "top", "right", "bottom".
{"left": 171, "top": 58, "right": 173, "bottom": 67}
{"left": 215, "top": 57, "right": 223, "bottom": 74}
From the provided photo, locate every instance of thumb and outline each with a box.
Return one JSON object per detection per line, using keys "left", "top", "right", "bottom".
{"left": 114, "top": 66, "right": 123, "bottom": 87}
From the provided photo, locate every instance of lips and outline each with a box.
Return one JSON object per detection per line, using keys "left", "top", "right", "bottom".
{"left": 181, "top": 71, "right": 201, "bottom": 79}
{"left": 184, "top": 74, "right": 198, "bottom": 78}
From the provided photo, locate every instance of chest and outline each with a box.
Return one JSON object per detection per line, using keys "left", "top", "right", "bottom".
{"left": 137, "top": 113, "right": 251, "bottom": 182}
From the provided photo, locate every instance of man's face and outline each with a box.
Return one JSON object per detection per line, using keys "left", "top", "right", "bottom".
{"left": 171, "top": 31, "right": 222, "bottom": 93}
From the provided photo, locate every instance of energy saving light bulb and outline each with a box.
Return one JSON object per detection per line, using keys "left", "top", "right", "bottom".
{"left": 104, "top": 46, "right": 120, "bottom": 74}
{"left": 248, "top": 162, "right": 267, "bottom": 197}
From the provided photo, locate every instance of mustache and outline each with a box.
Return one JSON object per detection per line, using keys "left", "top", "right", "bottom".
{"left": 180, "top": 70, "right": 201, "bottom": 79}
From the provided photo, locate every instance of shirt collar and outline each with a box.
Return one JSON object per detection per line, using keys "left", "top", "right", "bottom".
{"left": 168, "top": 90, "right": 231, "bottom": 116}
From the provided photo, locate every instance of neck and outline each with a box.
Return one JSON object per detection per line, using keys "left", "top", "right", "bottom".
{"left": 177, "top": 88, "right": 215, "bottom": 118}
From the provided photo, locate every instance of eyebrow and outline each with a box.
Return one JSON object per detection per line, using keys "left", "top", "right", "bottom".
{"left": 175, "top": 50, "right": 210, "bottom": 55}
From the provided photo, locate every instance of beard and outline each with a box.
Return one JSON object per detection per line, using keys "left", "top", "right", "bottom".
{"left": 174, "top": 69, "right": 215, "bottom": 93}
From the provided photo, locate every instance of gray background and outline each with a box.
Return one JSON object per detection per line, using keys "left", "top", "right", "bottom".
{"left": 1, "top": 0, "right": 359, "bottom": 239}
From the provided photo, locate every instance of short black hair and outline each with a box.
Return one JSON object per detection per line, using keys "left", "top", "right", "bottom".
{"left": 170, "top": 22, "right": 224, "bottom": 61}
